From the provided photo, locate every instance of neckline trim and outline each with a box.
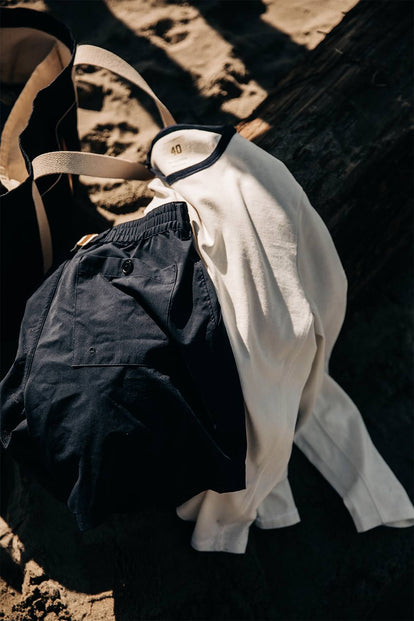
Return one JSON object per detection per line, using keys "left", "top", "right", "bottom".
{"left": 146, "top": 124, "right": 236, "bottom": 184}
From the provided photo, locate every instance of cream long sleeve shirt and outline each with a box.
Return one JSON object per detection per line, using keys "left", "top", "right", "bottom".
{"left": 145, "top": 125, "right": 414, "bottom": 553}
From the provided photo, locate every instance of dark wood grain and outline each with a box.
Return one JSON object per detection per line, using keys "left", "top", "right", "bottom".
{"left": 237, "top": 0, "right": 413, "bottom": 300}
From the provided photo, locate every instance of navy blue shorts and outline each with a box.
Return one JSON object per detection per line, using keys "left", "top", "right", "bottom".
{"left": 0, "top": 202, "right": 246, "bottom": 530}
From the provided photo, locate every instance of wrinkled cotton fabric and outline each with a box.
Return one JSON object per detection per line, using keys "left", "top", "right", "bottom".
{"left": 146, "top": 125, "right": 414, "bottom": 553}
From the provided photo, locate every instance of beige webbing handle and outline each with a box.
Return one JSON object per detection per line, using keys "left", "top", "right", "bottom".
{"left": 32, "top": 150, "right": 154, "bottom": 273}
{"left": 32, "top": 180, "right": 53, "bottom": 273}
{"left": 32, "top": 150, "right": 153, "bottom": 182}
{"left": 34, "top": 43, "right": 174, "bottom": 274}
{"left": 74, "top": 44, "right": 176, "bottom": 128}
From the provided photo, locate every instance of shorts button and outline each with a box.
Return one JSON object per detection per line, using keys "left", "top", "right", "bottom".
{"left": 122, "top": 259, "right": 133, "bottom": 275}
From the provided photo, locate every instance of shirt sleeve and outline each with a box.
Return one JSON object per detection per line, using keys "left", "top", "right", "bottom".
{"left": 293, "top": 191, "right": 414, "bottom": 531}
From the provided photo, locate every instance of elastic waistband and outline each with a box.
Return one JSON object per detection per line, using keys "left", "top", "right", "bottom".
{"left": 101, "top": 202, "right": 191, "bottom": 243}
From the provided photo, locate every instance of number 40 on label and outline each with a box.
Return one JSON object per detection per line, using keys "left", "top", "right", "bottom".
{"left": 171, "top": 144, "right": 182, "bottom": 155}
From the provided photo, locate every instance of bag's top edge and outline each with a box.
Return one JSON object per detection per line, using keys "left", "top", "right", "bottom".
{"left": 0, "top": 6, "right": 75, "bottom": 52}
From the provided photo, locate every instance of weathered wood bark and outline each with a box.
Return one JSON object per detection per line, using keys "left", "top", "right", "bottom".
{"left": 238, "top": 0, "right": 413, "bottom": 300}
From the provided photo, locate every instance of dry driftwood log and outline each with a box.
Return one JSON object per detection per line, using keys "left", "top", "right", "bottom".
{"left": 238, "top": 0, "right": 413, "bottom": 301}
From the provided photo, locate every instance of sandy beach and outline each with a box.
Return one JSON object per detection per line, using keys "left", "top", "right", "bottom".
{"left": 3, "top": 0, "right": 358, "bottom": 227}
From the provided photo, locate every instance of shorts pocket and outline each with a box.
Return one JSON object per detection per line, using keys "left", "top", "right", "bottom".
{"left": 193, "top": 259, "right": 221, "bottom": 329}
{"left": 72, "top": 254, "right": 177, "bottom": 366}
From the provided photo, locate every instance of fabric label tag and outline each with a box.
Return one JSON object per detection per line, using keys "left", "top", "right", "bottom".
{"left": 153, "top": 130, "right": 221, "bottom": 176}
{"left": 161, "top": 136, "right": 194, "bottom": 168}
{"left": 76, "top": 233, "right": 99, "bottom": 247}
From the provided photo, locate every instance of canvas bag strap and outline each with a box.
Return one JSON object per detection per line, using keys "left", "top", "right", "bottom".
{"left": 32, "top": 150, "right": 153, "bottom": 182}
{"left": 74, "top": 44, "right": 176, "bottom": 127}
{"left": 32, "top": 149, "right": 153, "bottom": 273}
{"left": 32, "top": 181, "right": 53, "bottom": 273}
{"left": 33, "top": 44, "right": 175, "bottom": 272}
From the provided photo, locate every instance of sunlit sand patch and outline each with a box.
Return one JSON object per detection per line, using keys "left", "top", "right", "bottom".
{"left": 261, "top": 0, "right": 360, "bottom": 49}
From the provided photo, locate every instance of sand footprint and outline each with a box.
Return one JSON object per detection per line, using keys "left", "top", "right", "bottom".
{"left": 76, "top": 78, "right": 105, "bottom": 111}
{"left": 82, "top": 121, "right": 139, "bottom": 157}
{"left": 149, "top": 17, "right": 189, "bottom": 45}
